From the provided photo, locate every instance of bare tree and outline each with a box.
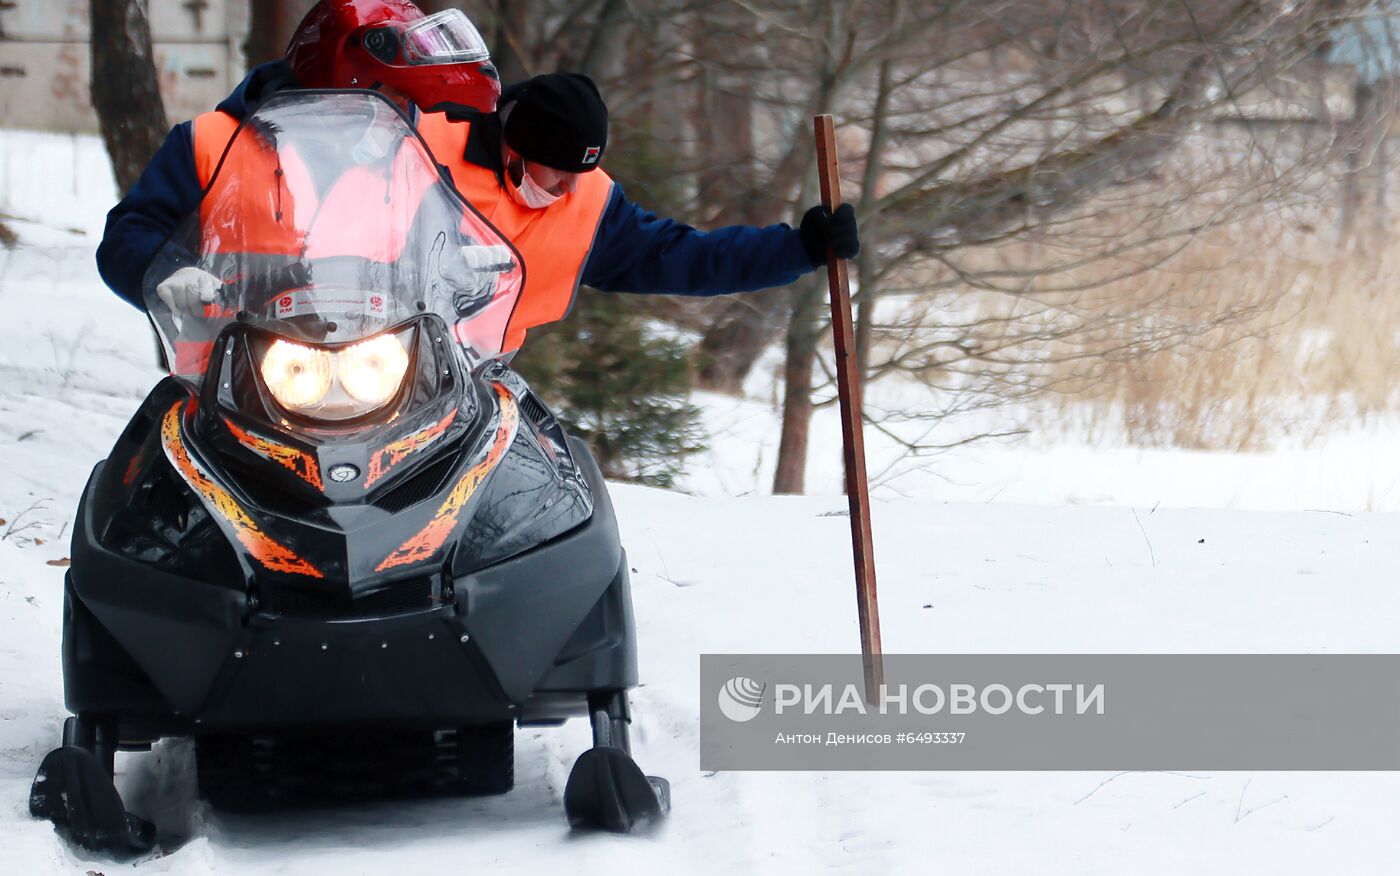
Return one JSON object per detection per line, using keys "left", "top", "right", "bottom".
{"left": 90, "top": 0, "right": 168, "bottom": 195}
{"left": 753, "top": 0, "right": 1375, "bottom": 492}
{"left": 485, "top": 0, "right": 533, "bottom": 81}
{"left": 245, "top": 0, "right": 319, "bottom": 68}
{"left": 438, "top": 0, "right": 1385, "bottom": 493}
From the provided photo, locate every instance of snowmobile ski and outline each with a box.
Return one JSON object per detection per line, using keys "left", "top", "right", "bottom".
{"left": 30, "top": 744, "right": 155, "bottom": 855}
{"left": 564, "top": 746, "right": 671, "bottom": 832}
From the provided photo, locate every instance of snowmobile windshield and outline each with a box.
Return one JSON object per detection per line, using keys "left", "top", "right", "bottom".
{"left": 144, "top": 90, "right": 525, "bottom": 385}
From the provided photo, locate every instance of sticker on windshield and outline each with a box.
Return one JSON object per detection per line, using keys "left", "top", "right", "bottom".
{"left": 274, "top": 289, "right": 389, "bottom": 320}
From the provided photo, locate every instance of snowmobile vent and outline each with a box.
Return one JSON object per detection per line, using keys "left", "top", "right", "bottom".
{"left": 258, "top": 576, "right": 444, "bottom": 619}
{"left": 519, "top": 392, "right": 553, "bottom": 428}
{"left": 375, "top": 451, "right": 460, "bottom": 513}
{"left": 222, "top": 456, "right": 325, "bottom": 516}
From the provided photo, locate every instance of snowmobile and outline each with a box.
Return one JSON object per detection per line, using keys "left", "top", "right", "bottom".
{"left": 29, "top": 90, "right": 669, "bottom": 854}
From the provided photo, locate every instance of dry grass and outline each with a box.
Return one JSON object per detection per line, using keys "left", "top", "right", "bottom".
{"left": 1041, "top": 228, "right": 1400, "bottom": 451}
{"left": 846, "top": 91, "right": 1400, "bottom": 454}
{"left": 867, "top": 210, "right": 1400, "bottom": 453}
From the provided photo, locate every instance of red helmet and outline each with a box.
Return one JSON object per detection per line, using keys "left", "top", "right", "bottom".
{"left": 286, "top": 0, "right": 500, "bottom": 113}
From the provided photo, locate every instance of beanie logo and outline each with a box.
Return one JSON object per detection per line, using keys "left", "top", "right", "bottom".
{"left": 582, "top": 146, "right": 601, "bottom": 165}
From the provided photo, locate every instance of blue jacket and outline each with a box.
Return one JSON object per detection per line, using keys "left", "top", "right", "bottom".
{"left": 97, "top": 62, "right": 816, "bottom": 310}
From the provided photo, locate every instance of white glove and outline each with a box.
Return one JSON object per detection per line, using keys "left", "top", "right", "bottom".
{"left": 447, "top": 245, "right": 514, "bottom": 315}
{"left": 156, "top": 267, "right": 222, "bottom": 315}
{"left": 458, "top": 245, "right": 513, "bottom": 275}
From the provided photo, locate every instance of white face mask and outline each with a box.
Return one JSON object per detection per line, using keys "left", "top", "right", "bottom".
{"left": 507, "top": 166, "right": 562, "bottom": 210}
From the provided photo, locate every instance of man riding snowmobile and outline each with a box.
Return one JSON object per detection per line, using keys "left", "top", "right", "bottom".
{"left": 98, "top": 0, "right": 860, "bottom": 335}
{"left": 98, "top": 0, "right": 505, "bottom": 313}
{"left": 31, "top": 88, "right": 669, "bottom": 857}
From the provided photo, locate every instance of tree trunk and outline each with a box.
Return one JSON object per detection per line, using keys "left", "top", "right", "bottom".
{"left": 244, "top": 0, "right": 318, "bottom": 69}
{"left": 696, "top": 289, "right": 792, "bottom": 394}
{"left": 90, "top": 0, "right": 168, "bottom": 196}
{"left": 694, "top": 4, "right": 758, "bottom": 223}
{"left": 697, "top": 0, "right": 853, "bottom": 395}
{"left": 854, "top": 6, "right": 899, "bottom": 382}
{"left": 853, "top": 244, "right": 875, "bottom": 384}
{"left": 771, "top": 1, "right": 849, "bottom": 493}
{"left": 492, "top": 0, "right": 531, "bottom": 83}
{"left": 772, "top": 278, "right": 824, "bottom": 494}
{"left": 575, "top": 0, "right": 630, "bottom": 83}
{"left": 689, "top": 4, "right": 773, "bottom": 393}
{"left": 1340, "top": 82, "right": 1372, "bottom": 239}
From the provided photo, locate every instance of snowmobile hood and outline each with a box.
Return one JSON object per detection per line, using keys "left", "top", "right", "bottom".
{"left": 85, "top": 365, "right": 593, "bottom": 611}
{"left": 116, "top": 89, "right": 587, "bottom": 603}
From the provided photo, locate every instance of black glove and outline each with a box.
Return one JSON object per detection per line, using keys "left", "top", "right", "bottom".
{"left": 799, "top": 203, "right": 860, "bottom": 266}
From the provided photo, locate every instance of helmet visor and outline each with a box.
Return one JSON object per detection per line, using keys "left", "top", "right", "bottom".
{"left": 402, "top": 10, "right": 489, "bottom": 65}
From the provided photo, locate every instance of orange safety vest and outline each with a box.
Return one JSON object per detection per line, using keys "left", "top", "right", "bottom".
{"left": 193, "top": 112, "right": 305, "bottom": 257}
{"left": 192, "top": 111, "right": 437, "bottom": 263}
{"left": 182, "top": 111, "right": 451, "bottom": 373}
{"left": 417, "top": 112, "right": 613, "bottom": 352}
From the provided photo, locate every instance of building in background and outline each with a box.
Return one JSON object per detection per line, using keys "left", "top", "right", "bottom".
{"left": 0, "top": 0, "right": 248, "bottom": 132}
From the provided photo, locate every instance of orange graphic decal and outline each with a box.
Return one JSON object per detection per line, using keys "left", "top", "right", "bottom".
{"left": 162, "top": 402, "right": 324, "bottom": 578}
{"left": 375, "top": 385, "right": 518, "bottom": 572}
{"left": 364, "top": 408, "right": 458, "bottom": 489}
{"left": 121, "top": 453, "right": 143, "bottom": 486}
{"left": 223, "top": 416, "right": 324, "bottom": 491}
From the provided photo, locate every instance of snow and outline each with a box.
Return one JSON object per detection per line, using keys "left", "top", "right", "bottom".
{"left": 2, "top": 128, "right": 1399, "bottom": 873}
{"left": 683, "top": 388, "right": 1400, "bottom": 512}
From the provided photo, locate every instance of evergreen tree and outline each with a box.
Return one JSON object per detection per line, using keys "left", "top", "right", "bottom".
{"left": 514, "top": 293, "right": 705, "bottom": 489}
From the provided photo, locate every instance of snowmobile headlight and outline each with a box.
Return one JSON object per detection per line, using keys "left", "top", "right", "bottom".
{"left": 260, "top": 339, "right": 333, "bottom": 409}
{"left": 337, "top": 334, "right": 410, "bottom": 406}
{"left": 255, "top": 329, "right": 415, "bottom": 422}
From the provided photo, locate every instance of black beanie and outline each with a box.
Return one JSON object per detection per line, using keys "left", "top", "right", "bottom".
{"left": 502, "top": 73, "right": 608, "bottom": 173}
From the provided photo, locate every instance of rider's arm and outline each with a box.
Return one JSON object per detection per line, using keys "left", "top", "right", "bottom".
{"left": 96, "top": 122, "right": 206, "bottom": 311}
{"left": 580, "top": 184, "right": 816, "bottom": 296}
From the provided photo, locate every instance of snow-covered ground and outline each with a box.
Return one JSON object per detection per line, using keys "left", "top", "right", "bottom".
{"left": 684, "top": 386, "right": 1400, "bottom": 511}
{"left": 2, "top": 128, "right": 1398, "bottom": 873}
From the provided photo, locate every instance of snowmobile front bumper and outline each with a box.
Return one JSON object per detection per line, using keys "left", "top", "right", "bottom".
{"left": 64, "top": 456, "right": 637, "bottom": 739}
{"left": 191, "top": 607, "right": 516, "bottom": 731}
{"left": 66, "top": 561, "right": 515, "bottom": 735}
